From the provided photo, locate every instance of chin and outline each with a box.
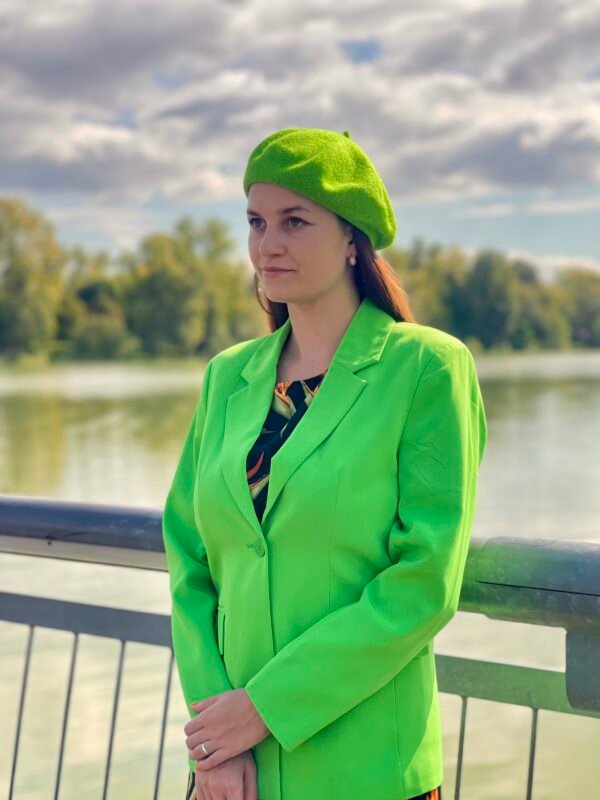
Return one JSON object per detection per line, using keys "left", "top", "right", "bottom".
{"left": 264, "top": 290, "right": 294, "bottom": 303}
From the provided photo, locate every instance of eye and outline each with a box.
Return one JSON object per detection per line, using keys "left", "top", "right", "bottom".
{"left": 247, "top": 216, "right": 306, "bottom": 230}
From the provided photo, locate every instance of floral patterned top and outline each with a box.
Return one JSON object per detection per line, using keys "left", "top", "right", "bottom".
{"left": 246, "top": 369, "right": 330, "bottom": 524}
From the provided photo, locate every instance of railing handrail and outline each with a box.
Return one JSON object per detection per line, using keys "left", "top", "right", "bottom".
{"left": 2, "top": 493, "right": 599, "bottom": 799}
{"left": 1, "top": 492, "right": 599, "bottom": 611}
{"left": 1, "top": 492, "right": 599, "bottom": 712}
{"left": 0, "top": 492, "right": 165, "bottom": 570}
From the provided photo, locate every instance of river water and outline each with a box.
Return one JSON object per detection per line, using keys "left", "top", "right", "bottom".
{"left": 1, "top": 350, "right": 599, "bottom": 799}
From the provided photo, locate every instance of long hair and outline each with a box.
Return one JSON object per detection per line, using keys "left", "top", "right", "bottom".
{"left": 252, "top": 219, "right": 415, "bottom": 331}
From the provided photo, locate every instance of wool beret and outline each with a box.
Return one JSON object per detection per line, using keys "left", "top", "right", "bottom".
{"left": 243, "top": 127, "right": 396, "bottom": 250}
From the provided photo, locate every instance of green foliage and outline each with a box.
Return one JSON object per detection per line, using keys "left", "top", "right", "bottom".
{"left": 0, "top": 197, "right": 598, "bottom": 361}
{"left": 117, "top": 216, "right": 262, "bottom": 357}
{"left": 121, "top": 231, "right": 209, "bottom": 356}
{"left": 0, "top": 198, "right": 65, "bottom": 359}
{"left": 70, "top": 315, "right": 140, "bottom": 360}
{"left": 394, "top": 243, "right": 470, "bottom": 333}
{"left": 387, "top": 239, "right": 581, "bottom": 351}
{"left": 555, "top": 267, "right": 600, "bottom": 346}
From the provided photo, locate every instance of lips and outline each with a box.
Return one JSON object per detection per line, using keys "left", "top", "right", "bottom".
{"left": 263, "top": 267, "right": 292, "bottom": 273}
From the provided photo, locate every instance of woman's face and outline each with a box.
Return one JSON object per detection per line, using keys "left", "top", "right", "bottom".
{"left": 247, "top": 181, "right": 355, "bottom": 306}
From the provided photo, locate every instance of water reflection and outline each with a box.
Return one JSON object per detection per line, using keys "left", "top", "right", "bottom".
{"left": 1, "top": 352, "right": 599, "bottom": 798}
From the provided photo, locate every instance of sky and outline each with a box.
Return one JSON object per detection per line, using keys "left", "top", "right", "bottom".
{"left": 1, "top": 0, "right": 600, "bottom": 282}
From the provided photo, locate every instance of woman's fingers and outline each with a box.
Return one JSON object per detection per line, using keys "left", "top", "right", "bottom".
{"left": 243, "top": 757, "right": 258, "bottom": 800}
{"left": 195, "top": 755, "right": 247, "bottom": 800}
{"left": 185, "top": 725, "right": 208, "bottom": 758}
{"left": 189, "top": 737, "right": 223, "bottom": 764}
{"left": 195, "top": 772, "right": 216, "bottom": 800}
{"left": 194, "top": 745, "right": 229, "bottom": 770}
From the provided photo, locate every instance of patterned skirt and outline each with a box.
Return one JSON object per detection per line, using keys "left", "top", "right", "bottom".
{"left": 185, "top": 769, "right": 441, "bottom": 799}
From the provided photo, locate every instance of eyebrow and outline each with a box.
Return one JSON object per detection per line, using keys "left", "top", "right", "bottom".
{"left": 246, "top": 205, "right": 313, "bottom": 216}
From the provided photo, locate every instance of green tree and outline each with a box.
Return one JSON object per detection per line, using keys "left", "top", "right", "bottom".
{"left": 508, "top": 281, "right": 571, "bottom": 349}
{"left": 120, "top": 215, "right": 261, "bottom": 357}
{"left": 54, "top": 244, "right": 138, "bottom": 359}
{"left": 171, "top": 215, "right": 262, "bottom": 352}
{"left": 461, "top": 249, "right": 521, "bottom": 349}
{"left": 386, "top": 241, "right": 470, "bottom": 331}
{"left": 121, "top": 230, "right": 208, "bottom": 356}
{"left": 556, "top": 267, "right": 600, "bottom": 347}
{"left": 0, "top": 198, "right": 65, "bottom": 359}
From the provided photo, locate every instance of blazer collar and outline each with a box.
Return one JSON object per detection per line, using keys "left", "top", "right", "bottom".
{"left": 241, "top": 294, "right": 394, "bottom": 382}
{"left": 221, "top": 295, "right": 397, "bottom": 538}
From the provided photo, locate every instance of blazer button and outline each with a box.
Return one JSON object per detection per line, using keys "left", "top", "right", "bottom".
{"left": 246, "top": 540, "right": 266, "bottom": 557}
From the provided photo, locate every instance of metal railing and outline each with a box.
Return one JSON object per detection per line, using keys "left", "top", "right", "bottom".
{"left": 1, "top": 493, "right": 599, "bottom": 800}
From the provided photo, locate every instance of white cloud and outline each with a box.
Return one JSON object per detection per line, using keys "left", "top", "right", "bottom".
{"left": 457, "top": 203, "right": 518, "bottom": 218}
{"left": 457, "top": 196, "right": 600, "bottom": 218}
{"left": 43, "top": 202, "right": 164, "bottom": 252}
{"left": 528, "top": 197, "right": 600, "bottom": 214}
{"left": 0, "top": 0, "right": 599, "bottom": 253}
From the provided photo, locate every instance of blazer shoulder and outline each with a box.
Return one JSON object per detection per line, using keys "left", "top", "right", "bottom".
{"left": 384, "top": 321, "right": 477, "bottom": 378}
{"left": 204, "top": 329, "right": 271, "bottom": 384}
{"left": 389, "top": 320, "right": 474, "bottom": 359}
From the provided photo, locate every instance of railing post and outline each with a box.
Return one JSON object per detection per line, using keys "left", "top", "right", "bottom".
{"left": 566, "top": 631, "right": 600, "bottom": 710}
{"left": 459, "top": 536, "right": 600, "bottom": 712}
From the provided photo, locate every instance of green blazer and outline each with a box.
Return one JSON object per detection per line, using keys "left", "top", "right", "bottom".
{"left": 162, "top": 295, "right": 487, "bottom": 800}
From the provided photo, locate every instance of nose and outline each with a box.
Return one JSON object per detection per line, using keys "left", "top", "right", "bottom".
{"left": 257, "top": 224, "right": 285, "bottom": 258}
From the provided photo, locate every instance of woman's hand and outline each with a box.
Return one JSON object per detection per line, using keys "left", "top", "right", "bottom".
{"left": 194, "top": 749, "right": 257, "bottom": 800}
{"left": 185, "top": 688, "right": 270, "bottom": 770}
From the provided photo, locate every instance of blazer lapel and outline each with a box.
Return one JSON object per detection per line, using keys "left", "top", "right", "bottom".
{"left": 220, "top": 296, "right": 397, "bottom": 537}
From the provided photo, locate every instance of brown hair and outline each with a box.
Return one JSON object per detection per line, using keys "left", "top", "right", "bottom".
{"left": 253, "top": 220, "right": 415, "bottom": 331}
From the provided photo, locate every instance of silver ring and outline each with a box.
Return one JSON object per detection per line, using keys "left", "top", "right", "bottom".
{"left": 201, "top": 742, "right": 209, "bottom": 756}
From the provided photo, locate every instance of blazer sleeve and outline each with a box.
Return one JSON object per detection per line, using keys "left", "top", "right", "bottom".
{"left": 161, "top": 357, "right": 233, "bottom": 772}
{"left": 244, "top": 341, "right": 488, "bottom": 752}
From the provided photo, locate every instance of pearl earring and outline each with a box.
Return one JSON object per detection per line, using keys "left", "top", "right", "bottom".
{"left": 349, "top": 255, "right": 356, "bottom": 266}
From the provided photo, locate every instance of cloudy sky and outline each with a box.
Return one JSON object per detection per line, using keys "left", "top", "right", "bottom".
{"left": 1, "top": 0, "right": 599, "bottom": 280}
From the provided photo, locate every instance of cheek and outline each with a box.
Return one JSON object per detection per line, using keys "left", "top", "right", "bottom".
{"left": 248, "top": 235, "right": 260, "bottom": 262}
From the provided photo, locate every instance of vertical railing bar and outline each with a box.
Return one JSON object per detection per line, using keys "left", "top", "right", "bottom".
{"left": 53, "top": 631, "right": 79, "bottom": 800}
{"left": 101, "top": 639, "right": 126, "bottom": 800}
{"left": 525, "top": 707, "right": 538, "bottom": 800}
{"left": 153, "top": 647, "right": 175, "bottom": 800}
{"left": 453, "top": 695, "right": 468, "bottom": 800}
{"left": 8, "top": 624, "right": 35, "bottom": 800}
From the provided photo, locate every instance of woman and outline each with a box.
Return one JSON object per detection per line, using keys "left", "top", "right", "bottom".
{"left": 162, "top": 127, "right": 488, "bottom": 800}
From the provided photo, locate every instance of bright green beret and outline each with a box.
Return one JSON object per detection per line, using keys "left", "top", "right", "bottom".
{"left": 243, "top": 127, "right": 396, "bottom": 250}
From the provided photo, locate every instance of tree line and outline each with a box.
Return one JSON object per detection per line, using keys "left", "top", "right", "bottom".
{"left": 0, "top": 196, "right": 598, "bottom": 363}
